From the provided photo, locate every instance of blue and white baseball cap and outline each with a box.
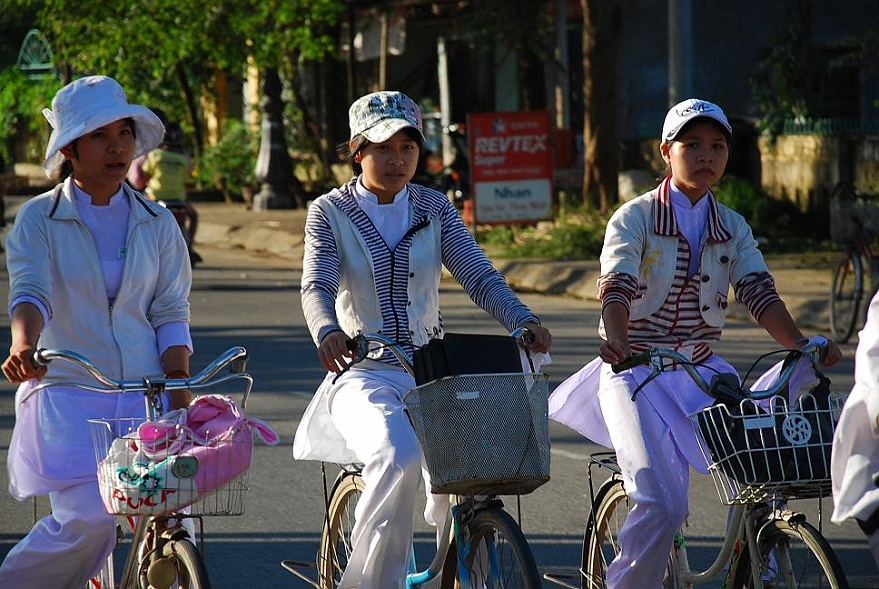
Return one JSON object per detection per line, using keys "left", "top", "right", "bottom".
{"left": 662, "top": 98, "right": 732, "bottom": 142}
{"left": 348, "top": 90, "right": 425, "bottom": 144}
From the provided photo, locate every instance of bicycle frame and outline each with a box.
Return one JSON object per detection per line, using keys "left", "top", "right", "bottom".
{"left": 29, "top": 346, "right": 253, "bottom": 589}
{"left": 578, "top": 343, "right": 841, "bottom": 589}
{"left": 285, "top": 329, "right": 540, "bottom": 589}
{"left": 586, "top": 453, "right": 825, "bottom": 589}
{"left": 406, "top": 496, "right": 511, "bottom": 588}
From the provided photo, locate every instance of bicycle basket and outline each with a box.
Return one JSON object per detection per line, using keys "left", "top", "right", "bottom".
{"left": 403, "top": 373, "right": 551, "bottom": 496}
{"left": 89, "top": 417, "right": 250, "bottom": 516}
{"left": 830, "top": 194, "right": 879, "bottom": 242}
{"left": 691, "top": 390, "right": 847, "bottom": 504}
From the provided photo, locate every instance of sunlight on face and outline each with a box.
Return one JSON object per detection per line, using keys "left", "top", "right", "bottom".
{"left": 660, "top": 120, "right": 729, "bottom": 202}
{"left": 355, "top": 130, "right": 421, "bottom": 203}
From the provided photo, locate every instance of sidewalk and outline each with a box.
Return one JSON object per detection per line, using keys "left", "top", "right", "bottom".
{"left": 1, "top": 192, "right": 835, "bottom": 332}
{"left": 193, "top": 199, "right": 835, "bottom": 332}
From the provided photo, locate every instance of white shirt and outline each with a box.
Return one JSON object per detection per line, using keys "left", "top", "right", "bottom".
{"left": 353, "top": 180, "right": 409, "bottom": 250}
{"left": 669, "top": 181, "right": 709, "bottom": 278}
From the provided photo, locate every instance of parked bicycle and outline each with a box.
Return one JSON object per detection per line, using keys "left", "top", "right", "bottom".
{"left": 544, "top": 343, "right": 848, "bottom": 589}
{"left": 828, "top": 181, "right": 879, "bottom": 343}
{"left": 25, "top": 346, "right": 261, "bottom": 589}
{"left": 282, "top": 330, "right": 549, "bottom": 588}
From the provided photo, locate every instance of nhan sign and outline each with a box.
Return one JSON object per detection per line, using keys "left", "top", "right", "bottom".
{"left": 467, "top": 111, "right": 553, "bottom": 224}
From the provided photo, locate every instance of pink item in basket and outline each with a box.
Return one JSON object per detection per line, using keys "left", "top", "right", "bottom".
{"left": 97, "top": 395, "right": 278, "bottom": 515}
{"left": 182, "top": 394, "right": 278, "bottom": 492}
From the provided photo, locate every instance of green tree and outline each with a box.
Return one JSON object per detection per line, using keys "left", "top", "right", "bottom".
{"left": 13, "top": 0, "right": 344, "bottom": 159}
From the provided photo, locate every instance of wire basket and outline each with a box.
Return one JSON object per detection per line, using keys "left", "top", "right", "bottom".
{"left": 89, "top": 417, "right": 250, "bottom": 516}
{"left": 403, "top": 373, "right": 551, "bottom": 496}
{"left": 691, "top": 392, "right": 847, "bottom": 505}
{"left": 829, "top": 195, "right": 879, "bottom": 242}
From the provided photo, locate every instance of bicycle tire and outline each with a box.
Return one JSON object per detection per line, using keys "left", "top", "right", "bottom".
{"left": 318, "top": 472, "right": 364, "bottom": 589}
{"left": 149, "top": 537, "right": 211, "bottom": 589}
{"left": 581, "top": 478, "right": 678, "bottom": 589}
{"left": 730, "top": 516, "right": 848, "bottom": 589}
{"left": 829, "top": 249, "right": 864, "bottom": 343}
{"left": 452, "top": 507, "right": 542, "bottom": 589}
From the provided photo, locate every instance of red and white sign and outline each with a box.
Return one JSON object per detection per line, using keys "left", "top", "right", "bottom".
{"left": 467, "top": 111, "right": 553, "bottom": 224}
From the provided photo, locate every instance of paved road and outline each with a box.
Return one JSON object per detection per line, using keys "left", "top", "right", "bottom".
{"left": 0, "top": 234, "right": 874, "bottom": 587}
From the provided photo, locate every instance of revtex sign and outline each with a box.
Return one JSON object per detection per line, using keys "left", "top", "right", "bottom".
{"left": 467, "top": 111, "right": 553, "bottom": 224}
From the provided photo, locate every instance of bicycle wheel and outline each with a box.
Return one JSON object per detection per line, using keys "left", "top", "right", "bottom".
{"left": 730, "top": 517, "right": 848, "bottom": 588}
{"left": 141, "top": 537, "right": 211, "bottom": 589}
{"left": 829, "top": 249, "right": 864, "bottom": 343}
{"left": 453, "top": 507, "right": 542, "bottom": 589}
{"left": 581, "top": 479, "right": 678, "bottom": 589}
{"left": 318, "top": 472, "right": 364, "bottom": 589}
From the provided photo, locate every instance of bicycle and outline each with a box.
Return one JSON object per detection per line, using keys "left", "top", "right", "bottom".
{"left": 544, "top": 343, "right": 849, "bottom": 589}
{"left": 282, "top": 330, "right": 549, "bottom": 588}
{"left": 828, "top": 181, "right": 879, "bottom": 343}
{"left": 25, "top": 346, "right": 256, "bottom": 589}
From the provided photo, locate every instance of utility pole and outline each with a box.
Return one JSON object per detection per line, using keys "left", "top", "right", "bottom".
{"left": 668, "top": 0, "right": 693, "bottom": 106}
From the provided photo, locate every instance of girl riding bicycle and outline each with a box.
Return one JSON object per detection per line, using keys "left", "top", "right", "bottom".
{"left": 0, "top": 76, "right": 193, "bottom": 588}
{"left": 548, "top": 98, "right": 842, "bottom": 588}
{"left": 293, "top": 90, "right": 552, "bottom": 588}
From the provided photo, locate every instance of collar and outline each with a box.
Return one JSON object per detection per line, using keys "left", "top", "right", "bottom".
{"left": 332, "top": 177, "right": 435, "bottom": 228}
{"left": 47, "top": 177, "right": 159, "bottom": 220}
{"left": 653, "top": 176, "right": 732, "bottom": 242}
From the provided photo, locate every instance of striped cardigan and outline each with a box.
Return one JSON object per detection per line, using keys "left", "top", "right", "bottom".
{"left": 598, "top": 178, "right": 782, "bottom": 352}
{"left": 300, "top": 178, "right": 539, "bottom": 364}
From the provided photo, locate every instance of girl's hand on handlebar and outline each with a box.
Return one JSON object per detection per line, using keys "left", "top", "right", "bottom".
{"left": 816, "top": 338, "right": 843, "bottom": 367}
{"left": 2, "top": 345, "right": 47, "bottom": 384}
{"left": 318, "top": 330, "right": 356, "bottom": 373}
{"left": 600, "top": 338, "right": 631, "bottom": 365}
{"left": 523, "top": 322, "right": 552, "bottom": 353}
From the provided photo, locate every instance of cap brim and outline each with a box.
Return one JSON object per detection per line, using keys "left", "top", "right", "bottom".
{"left": 664, "top": 114, "right": 732, "bottom": 142}
{"left": 360, "top": 119, "right": 425, "bottom": 144}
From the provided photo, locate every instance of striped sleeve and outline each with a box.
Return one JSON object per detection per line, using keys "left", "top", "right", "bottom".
{"left": 734, "top": 271, "right": 783, "bottom": 321}
{"left": 300, "top": 202, "right": 343, "bottom": 345}
{"left": 438, "top": 203, "right": 538, "bottom": 331}
{"left": 598, "top": 272, "right": 639, "bottom": 311}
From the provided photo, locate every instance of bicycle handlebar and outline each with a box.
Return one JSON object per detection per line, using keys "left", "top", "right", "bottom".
{"left": 610, "top": 342, "right": 826, "bottom": 402}
{"left": 24, "top": 346, "right": 253, "bottom": 408}
{"left": 344, "top": 328, "right": 535, "bottom": 376}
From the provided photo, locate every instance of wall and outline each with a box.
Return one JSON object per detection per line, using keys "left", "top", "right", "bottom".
{"left": 759, "top": 135, "right": 879, "bottom": 215}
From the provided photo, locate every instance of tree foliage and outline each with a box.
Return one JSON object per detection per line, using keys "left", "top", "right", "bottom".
{"left": 749, "top": 0, "right": 816, "bottom": 140}
{"left": 5, "top": 0, "right": 344, "bottom": 159}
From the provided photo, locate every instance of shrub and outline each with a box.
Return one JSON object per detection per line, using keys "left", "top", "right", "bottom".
{"left": 479, "top": 209, "right": 608, "bottom": 260}
{"left": 712, "top": 176, "right": 816, "bottom": 245}
{"left": 195, "top": 119, "right": 257, "bottom": 197}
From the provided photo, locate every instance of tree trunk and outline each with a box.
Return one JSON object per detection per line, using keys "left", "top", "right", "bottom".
{"left": 581, "top": 0, "right": 621, "bottom": 213}
{"left": 175, "top": 62, "right": 204, "bottom": 159}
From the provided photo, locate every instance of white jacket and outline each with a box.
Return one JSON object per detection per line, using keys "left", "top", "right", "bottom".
{"left": 6, "top": 179, "right": 191, "bottom": 382}
{"left": 6, "top": 179, "right": 192, "bottom": 498}
{"left": 832, "top": 292, "right": 879, "bottom": 523}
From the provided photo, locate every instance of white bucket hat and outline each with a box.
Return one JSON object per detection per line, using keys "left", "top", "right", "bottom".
{"left": 348, "top": 90, "right": 425, "bottom": 144}
{"left": 42, "top": 75, "right": 165, "bottom": 177}
{"left": 662, "top": 98, "right": 732, "bottom": 143}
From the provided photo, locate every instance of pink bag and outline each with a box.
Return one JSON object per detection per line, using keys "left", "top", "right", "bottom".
{"left": 96, "top": 395, "right": 278, "bottom": 516}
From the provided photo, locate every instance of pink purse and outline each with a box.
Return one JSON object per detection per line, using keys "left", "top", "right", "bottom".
{"left": 97, "top": 395, "right": 278, "bottom": 515}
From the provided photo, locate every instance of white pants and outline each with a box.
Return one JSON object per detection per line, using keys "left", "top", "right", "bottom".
{"left": 599, "top": 366, "right": 702, "bottom": 589}
{"left": 0, "top": 479, "right": 115, "bottom": 588}
{"left": 329, "top": 369, "right": 449, "bottom": 589}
